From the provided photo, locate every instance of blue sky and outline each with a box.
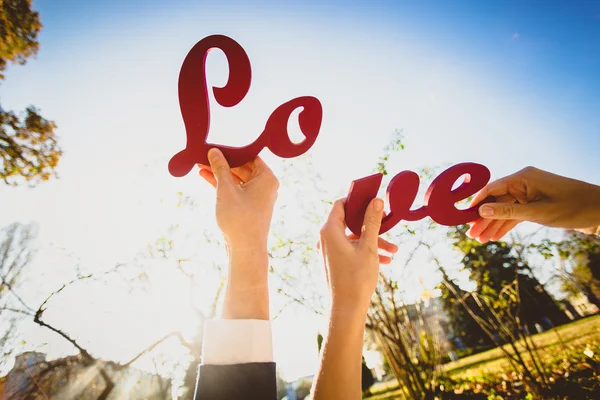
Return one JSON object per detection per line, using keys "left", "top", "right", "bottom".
{"left": 2, "top": 0, "right": 599, "bottom": 385}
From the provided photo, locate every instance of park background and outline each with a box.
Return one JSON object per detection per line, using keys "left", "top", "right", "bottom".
{"left": 1, "top": 0, "right": 599, "bottom": 399}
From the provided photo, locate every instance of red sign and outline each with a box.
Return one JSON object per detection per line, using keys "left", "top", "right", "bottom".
{"left": 169, "top": 35, "right": 494, "bottom": 234}
{"left": 345, "top": 163, "right": 494, "bottom": 235}
{"left": 169, "top": 35, "right": 323, "bottom": 177}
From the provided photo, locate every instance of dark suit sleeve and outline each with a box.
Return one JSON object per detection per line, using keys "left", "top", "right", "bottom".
{"left": 194, "top": 362, "right": 277, "bottom": 400}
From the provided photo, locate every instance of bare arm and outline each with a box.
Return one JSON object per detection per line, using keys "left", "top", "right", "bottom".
{"left": 199, "top": 148, "right": 279, "bottom": 320}
{"left": 312, "top": 198, "right": 397, "bottom": 399}
{"left": 469, "top": 166, "right": 600, "bottom": 242}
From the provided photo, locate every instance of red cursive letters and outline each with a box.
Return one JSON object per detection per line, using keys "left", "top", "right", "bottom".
{"left": 169, "top": 34, "right": 323, "bottom": 177}
{"left": 345, "top": 163, "right": 494, "bottom": 235}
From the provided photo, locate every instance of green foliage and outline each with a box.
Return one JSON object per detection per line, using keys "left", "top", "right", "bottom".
{"left": 439, "top": 274, "right": 493, "bottom": 349}
{"left": 0, "top": 106, "right": 61, "bottom": 186}
{"left": 366, "top": 316, "right": 600, "bottom": 399}
{"left": 551, "top": 233, "right": 600, "bottom": 308}
{"left": 375, "top": 129, "right": 404, "bottom": 175}
{"left": 444, "top": 225, "right": 569, "bottom": 337}
{"left": 562, "top": 262, "right": 600, "bottom": 301}
{"left": 0, "top": 0, "right": 41, "bottom": 79}
{"left": 0, "top": 1, "right": 61, "bottom": 186}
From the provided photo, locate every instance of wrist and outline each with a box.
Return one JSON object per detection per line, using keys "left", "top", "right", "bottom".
{"left": 223, "top": 244, "right": 270, "bottom": 320}
{"left": 227, "top": 246, "right": 269, "bottom": 287}
{"left": 328, "top": 305, "right": 369, "bottom": 335}
{"left": 330, "top": 298, "right": 370, "bottom": 321}
{"left": 226, "top": 236, "right": 268, "bottom": 253}
{"left": 581, "top": 183, "right": 600, "bottom": 228}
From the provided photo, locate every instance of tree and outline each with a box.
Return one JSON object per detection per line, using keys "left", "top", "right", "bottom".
{"left": 0, "top": 0, "right": 61, "bottom": 186}
{"left": 562, "top": 262, "right": 600, "bottom": 306}
{"left": 438, "top": 271, "right": 492, "bottom": 350}
{"left": 0, "top": 222, "right": 36, "bottom": 370}
{"left": 361, "top": 131, "right": 449, "bottom": 399}
{"left": 446, "top": 225, "right": 569, "bottom": 333}
{"left": 0, "top": 223, "right": 182, "bottom": 399}
{"left": 431, "top": 225, "right": 575, "bottom": 397}
{"left": 554, "top": 233, "right": 600, "bottom": 308}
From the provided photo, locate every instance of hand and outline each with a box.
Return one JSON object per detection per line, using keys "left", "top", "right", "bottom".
{"left": 199, "top": 148, "right": 278, "bottom": 320}
{"left": 312, "top": 197, "right": 397, "bottom": 400}
{"left": 199, "top": 148, "right": 279, "bottom": 249}
{"left": 318, "top": 197, "right": 398, "bottom": 314}
{"left": 468, "top": 166, "right": 600, "bottom": 242}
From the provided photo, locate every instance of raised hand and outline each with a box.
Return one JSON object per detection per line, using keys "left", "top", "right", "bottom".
{"left": 318, "top": 198, "right": 398, "bottom": 312}
{"left": 312, "top": 197, "right": 398, "bottom": 400}
{"left": 468, "top": 166, "right": 600, "bottom": 242}
{"left": 198, "top": 148, "right": 279, "bottom": 249}
{"left": 199, "top": 148, "right": 279, "bottom": 320}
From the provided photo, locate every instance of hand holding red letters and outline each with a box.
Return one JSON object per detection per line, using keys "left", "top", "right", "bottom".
{"left": 169, "top": 34, "right": 498, "bottom": 236}
{"left": 345, "top": 163, "right": 495, "bottom": 236}
{"left": 169, "top": 35, "right": 323, "bottom": 177}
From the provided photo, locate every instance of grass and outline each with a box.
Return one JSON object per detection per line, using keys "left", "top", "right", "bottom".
{"left": 444, "top": 314, "right": 600, "bottom": 377}
{"left": 365, "top": 314, "right": 600, "bottom": 399}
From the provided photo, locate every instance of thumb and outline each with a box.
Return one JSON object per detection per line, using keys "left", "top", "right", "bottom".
{"left": 478, "top": 201, "right": 542, "bottom": 222}
{"left": 359, "top": 198, "right": 384, "bottom": 250}
{"left": 207, "top": 148, "right": 234, "bottom": 187}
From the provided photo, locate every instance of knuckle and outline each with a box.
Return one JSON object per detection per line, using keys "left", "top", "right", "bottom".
{"left": 213, "top": 165, "right": 229, "bottom": 175}
{"left": 269, "top": 174, "right": 280, "bottom": 190}
{"left": 501, "top": 204, "right": 514, "bottom": 218}
{"left": 367, "top": 214, "right": 381, "bottom": 226}
{"left": 521, "top": 166, "right": 537, "bottom": 175}
{"left": 319, "top": 224, "right": 330, "bottom": 238}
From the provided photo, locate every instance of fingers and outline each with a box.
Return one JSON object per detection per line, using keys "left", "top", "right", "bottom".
{"left": 199, "top": 168, "right": 217, "bottom": 188}
{"left": 491, "top": 220, "right": 520, "bottom": 241}
{"left": 207, "top": 148, "right": 235, "bottom": 187}
{"left": 467, "top": 218, "right": 493, "bottom": 240}
{"left": 468, "top": 194, "right": 515, "bottom": 240}
{"left": 475, "top": 193, "right": 522, "bottom": 243}
{"left": 250, "top": 155, "right": 270, "bottom": 173}
{"left": 231, "top": 165, "right": 252, "bottom": 182}
{"left": 379, "top": 255, "right": 393, "bottom": 264}
{"left": 478, "top": 201, "right": 544, "bottom": 222}
{"left": 324, "top": 198, "right": 348, "bottom": 231}
{"left": 201, "top": 154, "right": 278, "bottom": 191}
{"left": 349, "top": 234, "right": 398, "bottom": 254}
{"left": 199, "top": 166, "right": 243, "bottom": 187}
{"left": 359, "top": 198, "right": 384, "bottom": 250}
{"left": 477, "top": 219, "right": 505, "bottom": 243}
{"left": 252, "top": 156, "right": 279, "bottom": 189}
{"left": 470, "top": 177, "right": 510, "bottom": 207}
{"left": 471, "top": 172, "right": 532, "bottom": 209}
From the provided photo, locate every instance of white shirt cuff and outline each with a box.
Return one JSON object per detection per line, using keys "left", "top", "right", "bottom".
{"left": 201, "top": 319, "right": 273, "bottom": 365}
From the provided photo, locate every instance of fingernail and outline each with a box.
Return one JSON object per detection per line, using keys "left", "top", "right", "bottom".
{"left": 208, "top": 148, "right": 221, "bottom": 162}
{"left": 374, "top": 198, "right": 384, "bottom": 212}
{"left": 479, "top": 205, "right": 494, "bottom": 217}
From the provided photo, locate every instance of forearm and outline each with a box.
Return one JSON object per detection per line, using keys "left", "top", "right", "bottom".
{"left": 574, "top": 182, "right": 600, "bottom": 235}
{"left": 581, "top": 182, "right": 600, "bottom": 230}
{"left": 312, "top": 308, "right": 368, "bottom": 400}
{"left": 222, "top": 243, "right": 270, "bottom": 320}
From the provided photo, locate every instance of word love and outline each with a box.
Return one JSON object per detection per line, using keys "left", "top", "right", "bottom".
{"left": 169, "top": 34, "right": 323, "bottom": 177}
{"left": 345, "top": 163, "right": 494, "bottom": 236}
